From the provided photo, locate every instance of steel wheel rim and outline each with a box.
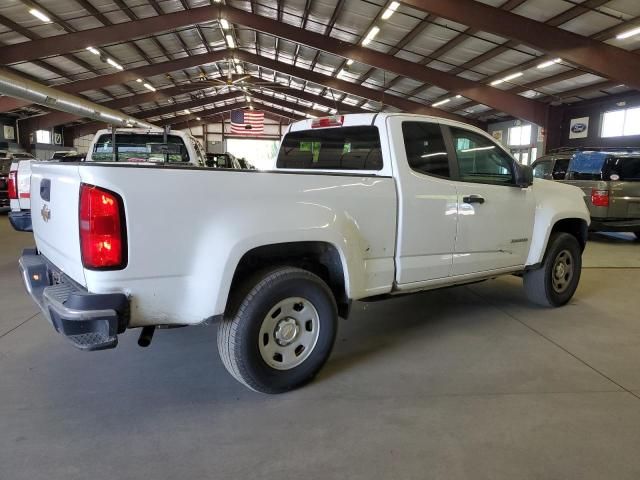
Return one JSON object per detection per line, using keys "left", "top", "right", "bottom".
{"left": 551, "top": 249, "right": 574, "bottom": 294}
{"left": 258, "top": 297, "right": 320, "bottom": 370}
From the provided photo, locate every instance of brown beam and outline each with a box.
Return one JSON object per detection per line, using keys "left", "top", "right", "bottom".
{"left": 171, "top": 102, "right": 304, "bottom": 129}
{"left": 0, "top": 4, "right": 545, "bottom": 123}
{"left": 400, "top": 0, "right": 640, "bottom": 90}
{"left": 234, "top": 51, "right": 481, "bottom": 125}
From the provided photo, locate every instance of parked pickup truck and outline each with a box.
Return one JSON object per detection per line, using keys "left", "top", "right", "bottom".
{"left": 9, "top": 127, "right": 205, "bottom": 232}
{"left": 19, "top": 113, "right": 590, "bottom": 393}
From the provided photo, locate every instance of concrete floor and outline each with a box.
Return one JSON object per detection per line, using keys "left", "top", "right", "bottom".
{"left": 1, "top": 216, "right": 640, "bottom": 480}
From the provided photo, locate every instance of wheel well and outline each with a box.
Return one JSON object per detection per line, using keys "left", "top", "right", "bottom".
{"left": 228, "top": 242, "right": 350, "bottom": 318}
{"left": 551, "top": 218, "right": 588, "bottom": 251}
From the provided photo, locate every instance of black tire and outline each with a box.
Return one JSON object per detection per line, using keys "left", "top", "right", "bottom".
{"left": 218, "top": 267, "right": 338, "bottom": 394}
{"left": 523, "top": 232, "right": 582, "bottom": 307}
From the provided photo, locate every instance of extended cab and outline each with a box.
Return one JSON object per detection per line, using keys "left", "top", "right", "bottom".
{"left": 8, "top": 128, "right": 205, "bottom": 232}
{"left": 20, "top": 114, "right": 590, "bottom": 393}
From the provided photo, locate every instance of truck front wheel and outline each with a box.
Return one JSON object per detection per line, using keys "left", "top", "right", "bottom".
{"left": 523, "top": 232, "right": 582, "bottom": 307}
{"left": 218, "top": 267, "right": 338, "bottom": 393}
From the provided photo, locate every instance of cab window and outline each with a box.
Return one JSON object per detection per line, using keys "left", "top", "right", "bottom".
{"left": 402, "top": 122, "right": 450, "bottom": 178}
{"left": 277, "top": 126, "right": 382, "bottom": 171}
{"left": 92, "top": 134, "right": 189, "bottom": 163}
{"left": 450, "top": 127, "right": 515, "bottom": 185}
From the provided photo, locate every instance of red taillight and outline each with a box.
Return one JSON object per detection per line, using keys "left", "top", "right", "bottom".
{"left": 8, "top": 170, "right": 18, "bottom": 199}
{"left": 591, "top": 188, "right": 609, "bottom": 207}
{"left": 79, "top": 184, "right": 126, "bottom": 269}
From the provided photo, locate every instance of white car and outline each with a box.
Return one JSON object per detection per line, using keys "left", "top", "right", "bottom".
{"left": 8, "top": 128, "right": 205, "bottom": 231}
{"left": 19, "top": 113, "right": 590, "bottom": 393}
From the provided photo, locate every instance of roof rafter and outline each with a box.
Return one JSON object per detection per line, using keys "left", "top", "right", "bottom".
{"left": 0, "top": 4, "right": 546, "bottom": 123}
{"left": 400, "top": 0, "right": 640, "bottom": 90}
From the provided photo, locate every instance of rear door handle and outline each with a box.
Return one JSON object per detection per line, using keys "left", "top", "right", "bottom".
{"left": 463, "top": 194, "right": 485, "bottom": 204}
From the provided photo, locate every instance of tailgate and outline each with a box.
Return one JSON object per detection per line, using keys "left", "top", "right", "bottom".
{"left": 30, "top": 163, "right": 86, "bottom": 286}
{"left": 610, "top": 181, "right": 640, "bottom": 218}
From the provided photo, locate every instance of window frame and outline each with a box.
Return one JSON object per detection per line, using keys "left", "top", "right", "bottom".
{"left": 601, "top": 106, "right": 640, "bottom": 138}
{"left": 508, "top": 124, "right": 532, "bottom": 147}
{"left": 442, "top": 125, "right": 518, "bottom": 187}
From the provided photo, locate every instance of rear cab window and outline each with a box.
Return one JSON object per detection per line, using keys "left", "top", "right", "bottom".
{"left": 276, "top": 126, "right": 382, "bottom": 171}
{"left": 92, "top": 133, "right": 190, "bottom": 163}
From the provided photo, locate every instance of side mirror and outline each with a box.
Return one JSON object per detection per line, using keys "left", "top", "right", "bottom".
{"left": 515, "top": 163, "right": 534, "bottom": 187}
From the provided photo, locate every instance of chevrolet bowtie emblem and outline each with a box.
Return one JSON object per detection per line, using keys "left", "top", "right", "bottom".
{"left": 41, "top": 204, "right": 51, "bottom": 223}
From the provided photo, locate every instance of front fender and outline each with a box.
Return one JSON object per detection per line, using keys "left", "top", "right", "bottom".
{"left": 526, "top": 179, "right": 590, "bottom": 265}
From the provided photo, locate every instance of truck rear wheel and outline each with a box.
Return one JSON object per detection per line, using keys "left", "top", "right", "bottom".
{"left": 218, "top": 267, "right": 338, "bottom": 393}
{"left": 523, "top": 232, "right": 582, "bottom": 307}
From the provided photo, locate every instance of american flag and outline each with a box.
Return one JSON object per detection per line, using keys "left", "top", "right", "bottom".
{"left": 230, "top": 109, "right": 264, "bottom": 135}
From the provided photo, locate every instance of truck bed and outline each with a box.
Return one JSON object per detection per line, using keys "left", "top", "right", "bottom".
{"left": 30, "top": 162, "right": 397, "bottom": 326}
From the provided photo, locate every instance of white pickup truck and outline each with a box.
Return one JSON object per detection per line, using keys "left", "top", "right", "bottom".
{"left": 8, "top": 128, "right": 205, "bottom": 231}
{"left": 19, "top": 113, "right": 590, "bottom": 393}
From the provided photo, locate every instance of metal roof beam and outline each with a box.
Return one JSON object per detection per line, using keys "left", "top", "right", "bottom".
{"left": 400, "top": 0, "right": 640, "bottom": 90}
{"left": 0, "top": 4, "right": 545, "bottom": 123}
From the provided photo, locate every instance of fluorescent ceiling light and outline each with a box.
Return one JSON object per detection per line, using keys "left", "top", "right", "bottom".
{"left": 106, "top": 58, "right": 123, "bottom": 70}
{"left": 29, "top": 9, "right": 50, "bottom": 23}
{"left": 362, "top": 26, "right": 380, "bottom": 46}
{"left": 346, "top": 59, "right": 354, "bottom": 66}
{"left": 245, "top": 95, "right": 251, "bottom": 102}
{"left": 432, "top": 98, "right": 451, "bottom": 107}
{"left": 184, "top": 109, "right": 191, "bottom": 114}
{"left": 381, "top": 2, "right": 400, "bottom": 20}
{"left": 226, "top": 35, "right": 235, "bottom": 48}
{"left": 617, "top": 26, "right": 640, "bottom": 39}
{"left": 235, "top": 65, "right": 243, "bottom": 74}
{"left": 196, "top": 117, "right": 201, "bottom": 121}
{"left": 250, "top": 105, "right": 254, "bottom": 110}
{"left": 136, "top": 78, "right": 142, "bottom": 83}
{"left": 490, "top": 71, "right": 523, "bottom": 86}
{"left": 420, "top": 152, "right": 447, "bottom": 158}
{"left": 537, "top": 58, "right": 562, "bottom": 69}
{"left": 86, "top": 46, "right": 100, "bottom": 55}
{"left": 455, "top": 95, "right": 462, "bottom": 99}
{"left": 143, "top": 83, "right": 156, "bottom": 92}
{"left": 220, "top": 19, "right": 229, "bottom": 29}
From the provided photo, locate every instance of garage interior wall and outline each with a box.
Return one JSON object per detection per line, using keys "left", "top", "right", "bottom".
{"left": 546, "top": 91, "right": 640, "bottom": 151}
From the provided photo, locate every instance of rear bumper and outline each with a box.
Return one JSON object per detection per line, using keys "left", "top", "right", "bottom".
{"left": 9, "top": 210, "right": 32, "bottom": 231}
{"left": 18, "top": 248, "right": 129, "bottom": 351}
{"left": 590, "top": 218, "right": 640, "bottom": 232}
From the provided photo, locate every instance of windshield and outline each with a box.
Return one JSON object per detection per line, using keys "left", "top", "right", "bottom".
{"left": 92, "top": 133, "right": 190, "bottom": 163}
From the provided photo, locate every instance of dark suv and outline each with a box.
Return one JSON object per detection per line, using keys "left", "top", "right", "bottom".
{"left": 560, "top": 149, "right": 640, "bottom": 238}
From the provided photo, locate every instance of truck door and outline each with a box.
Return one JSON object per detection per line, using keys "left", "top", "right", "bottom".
{"left": 445, "top": 126, "right": 535, "bottom": 275}
{"left": 388, "top": 118, "right": 458, "bottom": 285}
